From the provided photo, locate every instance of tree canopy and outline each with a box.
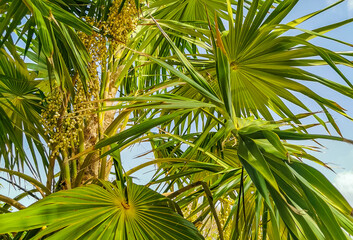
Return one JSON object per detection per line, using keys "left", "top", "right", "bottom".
{"left": 0, "top": 0, "right": 353, "bottom": 239}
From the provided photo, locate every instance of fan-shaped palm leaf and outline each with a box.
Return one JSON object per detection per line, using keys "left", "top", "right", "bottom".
{"left": 0, "top": 181, "right": 203, "bottom": 240}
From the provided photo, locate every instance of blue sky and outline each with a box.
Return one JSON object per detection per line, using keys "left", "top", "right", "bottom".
{"left": 1, "top": 0, "right": 353, "bottom": 207}
{"left": 283, "top": 0, "right": 353, "bottom": 205}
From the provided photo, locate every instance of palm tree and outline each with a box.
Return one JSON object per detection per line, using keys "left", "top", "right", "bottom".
{"left": 0, "top": 0, "right": 353, "bottom": 239}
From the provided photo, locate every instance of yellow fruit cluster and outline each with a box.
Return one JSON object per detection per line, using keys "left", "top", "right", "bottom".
{"left": 42, "top": 0, "right": 138, "bottom": 156}
{"left": 86, "top": 61, "right": 100, "bottom": 101}
{"left": 106, "top": 0, "right": 138, "bottom": 49}
{"left": 77, "top": 0, "right": 138, "bottom": 106}
{"left": 40, "top": 87, "right": 63, "bottom": 139}
{"left": 40, "top": 84, "right": 84, "bottom": 156}
{"left": 79, "top": 0, "right": 138, "bottom": 64}
{"left": 79, "top": 17, "right": 107, "bottom": 64}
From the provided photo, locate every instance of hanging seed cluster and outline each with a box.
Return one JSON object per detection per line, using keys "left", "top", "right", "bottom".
{"left": 77, "top": 0, "right": 138, "bottom": 105}
{"left": 42, "top": 0, "right": 138, "bottom": 156}
{"left": 106, "top": 0, "right": 138, "bottom": 49}
{"left": 40, "top": 86, "right": 63, "bottom": 140}
{"left": 40, "top": 84, "right": 88, "bottom": 156}
{"left": 79, "top": 16, "right": 107, "bottom": 64}
{"left": 79, "top": 0, "right": 138, "bottom": 63}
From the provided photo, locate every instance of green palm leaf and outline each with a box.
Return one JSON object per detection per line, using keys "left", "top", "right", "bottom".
{"left": 0, "top": 181, "right": 203, "bottom": 240}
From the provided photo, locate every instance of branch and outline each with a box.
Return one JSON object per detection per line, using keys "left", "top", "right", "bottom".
{"left": 0, "top": 194, "right": 25, "bottom": 210}
{"left": 164, "top": 181, "right": 203, "bottom": 199}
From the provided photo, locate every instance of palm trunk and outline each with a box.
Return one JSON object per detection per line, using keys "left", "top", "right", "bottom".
{"left": 79, "top": 75, "right": 119, "bottom": 184}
